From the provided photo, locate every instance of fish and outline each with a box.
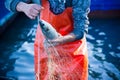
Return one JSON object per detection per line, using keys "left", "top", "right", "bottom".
{"left": 39, "top": 20, "right": 59, "bottom": 40}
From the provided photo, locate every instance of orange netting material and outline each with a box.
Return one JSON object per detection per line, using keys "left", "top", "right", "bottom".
{"left": 34, "top": 0, "right": 88, "bottom": 80}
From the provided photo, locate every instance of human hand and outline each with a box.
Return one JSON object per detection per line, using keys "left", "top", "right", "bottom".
{"left": 16, "top": 2, "right": 44, "bottom": 19}
{"left": 44, "top": 33, "right": 76, "bottom": 47}
{"left": 48, "top": 36, "right": 65, "bottom": 46}
{"left": 44, "top": 34, "right": 63, "bottom": 47}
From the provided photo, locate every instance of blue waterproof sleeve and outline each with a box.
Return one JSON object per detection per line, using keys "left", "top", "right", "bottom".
{"left": 5, "top": 0, "right": 31, "bottom": 12}
{"left": 49, "top": 0, "right": 90, "bottom": 40}
{"left": 5, "top": 0, "right": 20, "bottom": 12}
{"left": 48, "top": 0, "right": 66, "bottom": 15}
{"left": 72, "top": 0, "right": 90, "bottom": 40}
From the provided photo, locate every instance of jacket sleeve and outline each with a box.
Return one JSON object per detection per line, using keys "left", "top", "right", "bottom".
{"left": 71, "top": 0, "right": 90, "bottom": 40}
{"left": 48, "top": 0, "right": 66, "bottom": 15}
{"left": 5, "top": 0, "right": 31, "bottom": 12}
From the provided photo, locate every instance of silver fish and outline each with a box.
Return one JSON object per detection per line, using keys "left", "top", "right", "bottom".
{"left": 39, "top": 20, "right": 59, "bottom": 40}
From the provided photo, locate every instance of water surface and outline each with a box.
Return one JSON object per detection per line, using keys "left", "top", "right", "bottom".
{"left": 0, "top": 14, "right": 120, "bottom": 80}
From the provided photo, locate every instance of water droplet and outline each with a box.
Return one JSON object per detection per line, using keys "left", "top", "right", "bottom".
{"left": 117, "top": 46, "right": 120, "bottom": 50}
{"left": 108, "top": 44, "right": 112, "bottom": 48}
{"left": 86, "top": 34, "right": 95, "bottom": 40}
{"left": 95, "top": 29, "right": 99, "bottom": 32}
{"left": 98, "top": 32, "right": 106, "bottom": 36}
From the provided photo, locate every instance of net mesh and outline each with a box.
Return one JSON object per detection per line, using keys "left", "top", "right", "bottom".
{"left": 36, "top": 40, "right": 84, "bottom": 80}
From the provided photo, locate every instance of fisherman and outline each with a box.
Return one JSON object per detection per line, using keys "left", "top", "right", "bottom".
{"left": 5, "top": 0, "right": 90, "bottom": 80}
{"left": 5, "top": 0, "right": 90, "bottom": 43}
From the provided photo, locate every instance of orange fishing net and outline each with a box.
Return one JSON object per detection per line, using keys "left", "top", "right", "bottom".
{"left": 34, "top": 0, "right": 88, "bottom": 80}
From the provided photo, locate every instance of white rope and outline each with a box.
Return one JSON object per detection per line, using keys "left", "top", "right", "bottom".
{"left": 35, "top": 15, "right": 41, "bottom": 80}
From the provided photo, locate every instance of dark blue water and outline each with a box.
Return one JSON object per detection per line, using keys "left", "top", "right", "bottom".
{"left": 0, "top": 14, "right": 120, "bottom": 80}
{"left": 0, "top": 0, "right": 10, "bottom": 19}
{"left": 88, "top": 18, "right": 120, "bottom": 80}
{"left": 0, "top": 14, "right": 37, "bottom": 80}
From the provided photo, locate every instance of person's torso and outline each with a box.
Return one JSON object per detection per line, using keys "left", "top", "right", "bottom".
{"left": 40, "top": 0, "right": 73, "bottom": 35}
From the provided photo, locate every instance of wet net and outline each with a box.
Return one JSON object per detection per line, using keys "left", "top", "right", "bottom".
{"left": 34, "top": 0, "right": 88, "bottom": 79}
{"left": 35, "top": 38, "right": 87, "bottom": 80}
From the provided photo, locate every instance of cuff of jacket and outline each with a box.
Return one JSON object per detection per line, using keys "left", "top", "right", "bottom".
{"left": 10, "top": 0, "right": 20, "bottom": 12}
{"left": 71, "top": 30, "right": 84, "bottom": 40}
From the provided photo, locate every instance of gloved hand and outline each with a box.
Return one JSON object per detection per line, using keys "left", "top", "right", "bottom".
{"left": 44, "top": 33, "right": 62, "bottom": 47}
{"left": 44, "top": 33, "right": 76, "bottom": 47}
{"left": 16, "top": 2, "right": 44, "bottom": 19}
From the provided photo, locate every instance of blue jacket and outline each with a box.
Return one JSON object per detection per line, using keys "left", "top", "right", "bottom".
{"left": 5, "top": 0, "right": 90, "bottom": 40}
